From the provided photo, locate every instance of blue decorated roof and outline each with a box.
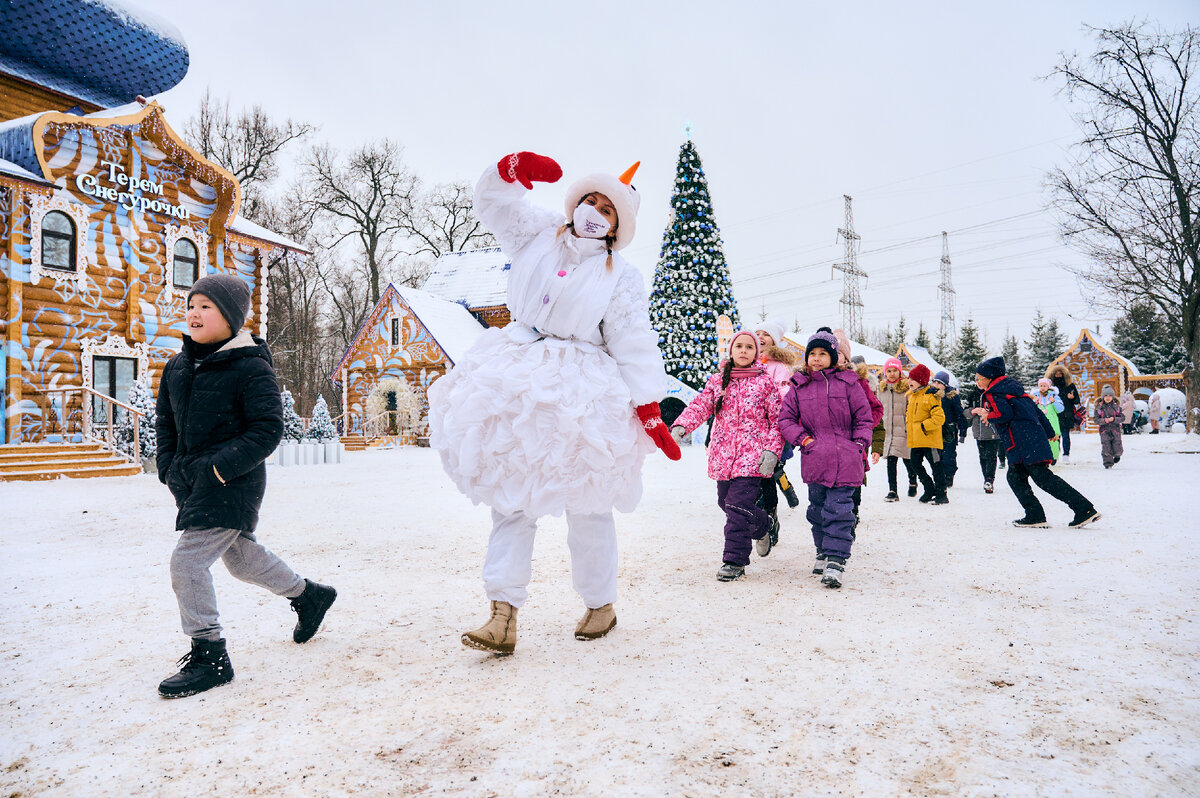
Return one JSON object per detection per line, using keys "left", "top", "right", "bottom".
{"left": 0, "top": 0, "right": 188, "bottom": 109}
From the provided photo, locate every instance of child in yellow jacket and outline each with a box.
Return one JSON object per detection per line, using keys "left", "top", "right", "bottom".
{"left": 905, "top": 364, "right": 948, "bottom": 504}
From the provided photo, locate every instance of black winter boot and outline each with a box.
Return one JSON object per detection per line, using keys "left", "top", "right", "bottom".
{"left": 158, "top": 638, "right": 234, "bottom": 699}
{"left": 290, "top": 579, "right": 337, "bottom": 643}
{"left": 779, "top": 472, "right": 800, "bottom": 508}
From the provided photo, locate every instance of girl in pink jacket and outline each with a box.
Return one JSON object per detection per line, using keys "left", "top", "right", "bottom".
{"left": 671, "top": 331, "right": 784, "bottom": 582}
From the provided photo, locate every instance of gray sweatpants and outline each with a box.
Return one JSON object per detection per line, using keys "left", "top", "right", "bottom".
{"left": 170, "top": 526, "right": 306, "bottom": 641}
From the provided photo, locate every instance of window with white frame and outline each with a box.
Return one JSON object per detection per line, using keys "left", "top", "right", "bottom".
{"left": 173, "top": 237, "right": 199, "bottom": 289}
{"left": 29, "top": 194, "right": 90, "bottom": 290}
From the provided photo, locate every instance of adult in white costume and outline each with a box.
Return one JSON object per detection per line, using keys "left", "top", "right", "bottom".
{"left": 428, "top": 151, "right": 680, "bottom": 655}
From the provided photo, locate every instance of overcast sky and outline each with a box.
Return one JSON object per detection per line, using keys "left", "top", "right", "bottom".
{"left": 151, "top": 0, "right": 1198, "bottom": 354}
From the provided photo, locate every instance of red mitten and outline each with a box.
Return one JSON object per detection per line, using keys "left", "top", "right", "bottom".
{"left": 496, "top": 152, "right": 563, "bottom": 189}
{"left": 636, "top": 403, "right": 682, "bottom": 461}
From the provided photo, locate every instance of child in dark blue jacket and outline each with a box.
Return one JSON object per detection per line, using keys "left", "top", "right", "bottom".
{"left": 971, "top": 357, "right": 1100, "bottom": 529}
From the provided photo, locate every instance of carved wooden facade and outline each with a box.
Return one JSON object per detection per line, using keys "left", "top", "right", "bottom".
{"left": 331, "top": 285, "right": 456, "bottom": 436}
{"left": 1, "top": 103, "right": 297, "bottom": 444}
{"left": 1047, "top": 329, "right": 1182, "bottom": 429}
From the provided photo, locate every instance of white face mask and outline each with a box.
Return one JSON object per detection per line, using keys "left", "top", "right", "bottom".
{"left": 572, "top": 203, "right": 612, "bottom": 239}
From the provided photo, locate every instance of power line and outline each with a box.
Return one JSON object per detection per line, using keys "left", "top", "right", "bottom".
{"left": 736, "top": 209, "right": 1048, "bottom": 286}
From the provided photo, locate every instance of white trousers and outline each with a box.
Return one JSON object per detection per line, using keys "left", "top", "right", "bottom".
{"left": 483, "top": 509, "right": 618, "bottom": 609}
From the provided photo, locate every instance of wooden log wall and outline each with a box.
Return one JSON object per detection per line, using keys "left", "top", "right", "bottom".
{"left": 1, "top": 107, "right": 287, "bottom": 442}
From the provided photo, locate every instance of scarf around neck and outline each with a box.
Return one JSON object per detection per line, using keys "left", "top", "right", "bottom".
{"left": 729, "top": 364, "right": 764, "bottom": 379}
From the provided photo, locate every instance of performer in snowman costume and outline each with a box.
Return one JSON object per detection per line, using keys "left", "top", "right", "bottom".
{"left": 428, "top": 151, "right": 680, "bottom": 654}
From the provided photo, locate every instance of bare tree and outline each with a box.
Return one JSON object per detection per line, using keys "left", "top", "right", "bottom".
{"left": 403, "top": 181, "right": 497, "bottom": 258}
{"left": 255, "top": 194, "right": 339, "bottom": 415}
{"left": 1049, "top": 23, "right": 1200, "bottom": 431}
{"left": 182, "top": 89, "right": 316, "bottom": 222}
{"left": 300, "top": 140, "right": 419, "bottom": 308}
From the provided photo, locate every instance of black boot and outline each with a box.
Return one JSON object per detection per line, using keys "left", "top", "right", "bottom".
{"left": 158, "top": 638, "right": 234, "bottom": 699}
{"left": 907, "top": 482, "right": 918, "bottom": 498}
{"left": 290, "top": 579, "right": 338, "bottom": 643}
{"left": 779, "top": 473, "right": 800, "bottom": 508}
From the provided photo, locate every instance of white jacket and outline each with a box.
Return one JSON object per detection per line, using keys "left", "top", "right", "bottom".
{"left": 473, "top": 167, "right": 666, "bottom": 406}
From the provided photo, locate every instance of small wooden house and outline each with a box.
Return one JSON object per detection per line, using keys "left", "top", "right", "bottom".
{"left": 330, "top": 284, "right": 485, "bottom": 443}
{"left": 1049, "top": 329, "right": 1185, "bottom": 425}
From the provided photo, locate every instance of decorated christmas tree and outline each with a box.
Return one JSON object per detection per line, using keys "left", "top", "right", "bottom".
{"left": 281, "top": 388, "right": 305, "bottom": 442}
{"left": 648, "top": 138, "right": 739, "bottom": 389}
{"left": 307, "top": 394, "right": 336, "bottom": 441}
{"left": 115, "top": 379, "right": 156, "bottom": 460}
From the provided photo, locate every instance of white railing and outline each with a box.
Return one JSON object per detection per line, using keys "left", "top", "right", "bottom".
{"left": 36, "top": 386, "right": 143, "bottom": 463}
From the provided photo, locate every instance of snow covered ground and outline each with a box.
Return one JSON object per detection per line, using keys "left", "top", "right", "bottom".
{"left": 3, "top": 432, "right": 1199, "bottom": 796}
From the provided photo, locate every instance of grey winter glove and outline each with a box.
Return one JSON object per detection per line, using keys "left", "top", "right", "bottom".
{"left": 759, "top": 450, "right": 779, "bottom": 477}
{"left": 670, "top": 425, "right": 688, "bottom": 444}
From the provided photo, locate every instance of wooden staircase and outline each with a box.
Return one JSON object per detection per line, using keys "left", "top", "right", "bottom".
{"left": 0, "top": 443, "right": 143, "bottom": 481}
{"left": 340, "top": 435, "right": 368, "bottom": 452}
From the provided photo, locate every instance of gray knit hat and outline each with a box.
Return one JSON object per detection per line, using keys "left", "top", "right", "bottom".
{"left": 188, "top": 274, "right": 251, "bottom": 333}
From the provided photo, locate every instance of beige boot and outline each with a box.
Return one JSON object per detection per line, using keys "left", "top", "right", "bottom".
{"left": 462, "top": 601, "right": 517, "bottom": 655}
{"left": 574, "top": 603, "right": 617, "bottom": 640}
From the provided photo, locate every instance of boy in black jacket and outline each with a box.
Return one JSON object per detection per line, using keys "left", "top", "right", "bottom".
{"left": 971, "top": 356, "right": 1100, "bottom": 529}
{"left": 155, "top": 274, "right": 336, "bottom": 699}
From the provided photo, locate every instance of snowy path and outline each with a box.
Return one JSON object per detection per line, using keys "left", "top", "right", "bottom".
{"left": 2, "top": 433, "right": 1198, "bottom": 796}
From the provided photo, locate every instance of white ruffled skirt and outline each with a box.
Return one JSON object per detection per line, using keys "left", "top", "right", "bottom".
{"left": 427, "top": 325, "right": 653, "bottom": 518}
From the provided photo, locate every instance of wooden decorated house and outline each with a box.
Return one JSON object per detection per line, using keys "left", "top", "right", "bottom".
{"left": 0, "top": 1, "right": 305, "bottom": 478}
{"left": 1049, "top": 329, "right": 1186, "bottom": 427}
{"left": 330, "top": 284, "right": 485, "bottom": 445}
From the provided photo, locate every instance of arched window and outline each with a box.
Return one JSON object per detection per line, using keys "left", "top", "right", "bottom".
{"left": 41, "top": 210, "right": 76, "bottom": 271}
{"left": 173, "top": 238, "right": 199, "bottom": 289}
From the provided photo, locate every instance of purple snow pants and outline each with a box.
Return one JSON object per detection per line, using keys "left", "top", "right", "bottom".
{"left": 716, "top": 477, "right": 768, "bottom": 567}
{"left": 806, "top": 483, "right": 857, "bottom": 561}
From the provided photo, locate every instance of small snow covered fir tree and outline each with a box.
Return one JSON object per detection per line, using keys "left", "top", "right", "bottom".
{"left": 307, "top": 395, "right": 336, "bottom": 441}
{"left": 1024, "top": 310, "right": 1067, "bottom": 384}
{"left": 648, "top": 138, "right": 739, "bottom": 389}
{"left": 281, "top": 388, "right": 305, "bottom": 442}
{"left": 950, "top": 317, "right": 988, "bottom": 383}
{"left": 114, "top": 379, "right": 156, "bottom": 460}
{"left": 1000, "top": 332, "right": 1024, "bottom": 386}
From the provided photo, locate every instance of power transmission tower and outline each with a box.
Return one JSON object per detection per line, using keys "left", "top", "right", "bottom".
{"left": 832, "top": 195, "right": 866, "bottom": 341}
{"left": 938, "top": 231, "right": 956, "bottom": 347}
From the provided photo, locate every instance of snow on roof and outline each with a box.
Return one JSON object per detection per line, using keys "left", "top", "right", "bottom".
{"left": 422, "top": 247, "right": 510, "bottom": 309}
{"left": 903, "top": 344, "right": 950, "bottom": 375}
{"left": 0, "top": 0, "right": 188, "bottom": 109}
{"left": 0, "top": 157, "right": 50, "bottom": 185}
{"left": 228, "top": 216, "right": 309, "bottom": 253}
{"left": 394, "top": 286, "right": 484, "bottom": 365}
{"left": 779, "top": 331, "right": 894, "bottom": 367}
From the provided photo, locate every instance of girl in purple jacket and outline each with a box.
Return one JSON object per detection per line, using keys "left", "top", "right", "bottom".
{"left": 778, "top": 328, "right": 874, "bottom": 588}
{"left": 671, "top": 331, "right": 784, "bottom": 582}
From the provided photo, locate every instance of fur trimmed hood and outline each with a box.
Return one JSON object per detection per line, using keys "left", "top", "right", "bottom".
{"left": 878, "top": 376, "right": 910, "bottom": 394}
{"left": 762, "top": 344, "right": 797, "bottom": 367}
{"left": 1046, "top": 363, "right": 1075, "bottom": 385}
{"left": 909, "top": 383, "right": 945, "bottom": 400}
